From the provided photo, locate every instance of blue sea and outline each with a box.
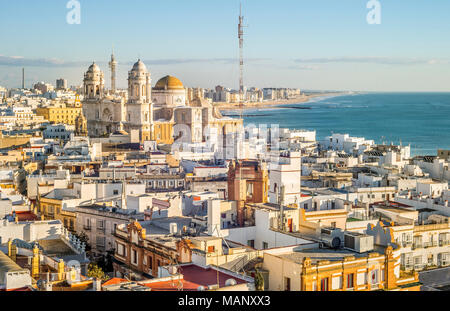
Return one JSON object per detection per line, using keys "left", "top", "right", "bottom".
{"left": 231, "top": 93, "right": 450, "bottom": 157}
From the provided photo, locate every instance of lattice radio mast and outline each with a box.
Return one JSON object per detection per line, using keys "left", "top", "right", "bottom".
{"left": 238, "top": 2, "right": 246, "bottom": 107}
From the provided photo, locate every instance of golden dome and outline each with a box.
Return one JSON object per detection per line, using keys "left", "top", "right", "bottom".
{"left": 154, "top": 75, "right": 184, "bottom": 90}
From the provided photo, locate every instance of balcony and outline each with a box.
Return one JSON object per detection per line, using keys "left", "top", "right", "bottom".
{"left": 424, "top": 242, "right": 438, "bottom": 248}
{"left": 439, "top": 240, "right": 449, "bottom": 247}
{"left": 414, "top": 264, "right": 426, "bottom": 270}
{"left": 401, "top": 241, "right": 413, "bottom": 248}
{"left": 401, "top": 264, "right": 414, "bottom": 271}
{"left": 97, "top": 226, "right": 105, "bottom": 233}
{"left": 83, "top": 225, "right": 92, "bottom": 231}
{"left": 412, "top": 243, "right": 423, "bottom": 250}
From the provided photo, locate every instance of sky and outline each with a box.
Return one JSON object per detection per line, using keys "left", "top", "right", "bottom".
{"left": 1, "top": 0, "right": 450, "bottom": 91}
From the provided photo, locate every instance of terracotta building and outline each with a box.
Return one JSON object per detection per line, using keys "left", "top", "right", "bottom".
{"left": 113, "top": 219, "right": 193, "bottom": 279}
{"left": 227, "top": 160, "right": 269, "bottom": 226}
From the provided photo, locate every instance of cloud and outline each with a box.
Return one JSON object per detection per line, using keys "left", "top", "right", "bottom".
{"left": 0, "top": 54, "right": 271, "bottom": 68}
{"left": 0, "top": 54, "right": 86, "bottom": 67}
{"left": 294, "top": 57, "right": 448, "bottom": 66}
{"left": 282, "top": 64, "right": 319, "bottom": 71}
{"left": 134, "top": 58, "right": 271, "bottom": 66}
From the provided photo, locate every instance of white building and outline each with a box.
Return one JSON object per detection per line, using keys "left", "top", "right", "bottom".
{"left": 268, "top": 151, "right": 302, "bottom": 206}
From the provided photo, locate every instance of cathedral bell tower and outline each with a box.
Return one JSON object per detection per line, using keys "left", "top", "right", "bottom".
{"left": 83, "top": 62, "right": 105, "bottom": 100}
{"left": 126, "top": 59, "right": 153, "bottom": 141}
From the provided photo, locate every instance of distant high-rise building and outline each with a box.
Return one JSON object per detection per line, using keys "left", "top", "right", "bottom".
{"left": 56, "top": 78, "right": 68, "bottom": 90}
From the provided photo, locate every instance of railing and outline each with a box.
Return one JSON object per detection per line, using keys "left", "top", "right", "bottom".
{"left": 414, "top": 223, "right": 450, "bottom": 233}
{"left": 402, "top": 241, "right": 413, "bottom": 248}
{"left": 97, "top": 226, "right": 105, "bottom": 233}
{"left": 401, "top": 264, "right": 414, "bottom": 271}
{"left": 439, "top": 240, "right": 449, "bottom": 247}
{"left": 83, "top": 225, "right": 91, "bottom": 231}
{"left": 424, "top": 242, "right": 438, "bottom": 248}
{"left": 412, "top": 243, "right": 423, "bottom": 250}
{"left": 414, "top": 263, "right": 426, "bottom": 270}
{"left": 438, "top": 261, "right": 450, "bottom": 267}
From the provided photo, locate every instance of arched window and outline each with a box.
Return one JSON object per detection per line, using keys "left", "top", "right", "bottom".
{"left": 145, "top": 112, "right": 148, "bottom": 122}
{"left": 96, "top": 86, "right": 100, "bottom": 95}
{"left": 135, "top": 85, "right": 139, "bottom": 97}
{"left": 142, "top": 85, "right": 146, "bottom": 97}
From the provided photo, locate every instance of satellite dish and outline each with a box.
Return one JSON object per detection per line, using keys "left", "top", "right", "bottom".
{"left": 225, "top": 279, "right": 237, "bottom": 287}
{"left": 197, "top": 286, "right": 206, "bottom": 291}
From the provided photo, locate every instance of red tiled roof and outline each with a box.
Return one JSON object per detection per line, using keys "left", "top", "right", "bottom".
{"left": 178, "top": 264, "right": 246, "bottom": 288}
{"left": 141, "top": 265, "right": 248, "bottom": 291}
{"left": 15, "top": 211, "right": 39, "bottom": 221}
{"left": 102, "top": 278, "right": 128, "bottom": 287}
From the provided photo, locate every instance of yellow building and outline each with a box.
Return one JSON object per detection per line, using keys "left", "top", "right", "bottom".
{"left": 262, "top": 245, "right": 420, "bottom": 291}
{"left": 152, "top": 121, "right": 175, "bottom": 145}
{"left": 36, "top": 104, "right": 83, "bottom": 125}
{"left": 38, "top": 191, "right": 76, "bottom": 232}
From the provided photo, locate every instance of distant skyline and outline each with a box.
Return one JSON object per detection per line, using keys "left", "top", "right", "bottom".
{"left": 1, "top": 0, "right": 450, "bottom": 91}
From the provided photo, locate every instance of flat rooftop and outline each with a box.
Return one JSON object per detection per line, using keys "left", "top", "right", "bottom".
{"left": 278, "top": 246, "right": 387, "bottom": 265}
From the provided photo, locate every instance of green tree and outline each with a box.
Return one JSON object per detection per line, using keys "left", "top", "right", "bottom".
{"left": 87, "top": 263, "right": 110, "bottom": 281}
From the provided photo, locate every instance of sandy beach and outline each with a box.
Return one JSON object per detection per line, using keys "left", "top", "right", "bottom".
{"left": 215, "top": 92, "right": 345, "bottom": 111}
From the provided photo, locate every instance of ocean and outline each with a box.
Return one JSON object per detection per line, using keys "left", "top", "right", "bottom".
{"left": 230, "top": 92, "right": 450, "bottom": 157}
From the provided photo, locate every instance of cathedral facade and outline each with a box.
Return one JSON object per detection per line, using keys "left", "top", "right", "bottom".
{"left": 82, "top": 57, "right": 243, "bottom": 144}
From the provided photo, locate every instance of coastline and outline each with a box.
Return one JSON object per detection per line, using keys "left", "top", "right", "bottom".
{"left": 216, "top": 92, "right": 347, "bottom": 112}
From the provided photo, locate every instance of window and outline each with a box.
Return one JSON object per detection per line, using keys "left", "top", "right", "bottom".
{"left": 208, "top": 246, "right": 215, "bottom": 253}
{"left": 331, "top": 222, "right": 337, "bottom": 229}
{"left": 357, "top": 273, "right": 367, "bottom": 286}
{"left": 320, "top": 278, "right": 329, "bottom": 291}
{"left": 148, "top": 256, "right": 153, "bottom": 270}
{"left": 284, "top": 277, "right": 291, "bottom": 291}
{"left": 332, "top": 276, "right": 343, "bottom": 290}
{"left": 371, "top": 269, "right": 379, "bottom": 285}
{"left": 347, "top": 274, "right": 354, "bottom": 289}
{"left": 262, "top": 242, "right": 269, "bottom": 249}
{"left": 113, "top": 190, "right": 119, "bottom": 195}
{"left": 132, "top": 249, "right": 138, "bottom": 265}
{"left": 117, "top": 244, "right": 125, "bottom": 256}
{"left": 247, "top": 240, "right": 255, "bottom": 248}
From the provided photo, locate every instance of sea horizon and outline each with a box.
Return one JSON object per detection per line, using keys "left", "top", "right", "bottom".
{"left": 237, "top": 92, "right": 450, "bottom": 157}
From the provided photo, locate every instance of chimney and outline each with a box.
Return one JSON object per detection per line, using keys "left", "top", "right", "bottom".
{"left": 93, "top": 278, "right": 102, "bottom": 291}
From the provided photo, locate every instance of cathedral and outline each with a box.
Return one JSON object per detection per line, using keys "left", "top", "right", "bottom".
{"left": 82, "top": 54, "right": 243, "bottom": 145}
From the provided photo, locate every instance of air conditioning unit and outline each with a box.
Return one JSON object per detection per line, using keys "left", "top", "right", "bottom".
{"left": 344, "top": 232, "right": 374, "bottom": 253}
{"left": 321, "top": 227, "right": 344, "bottom": 249}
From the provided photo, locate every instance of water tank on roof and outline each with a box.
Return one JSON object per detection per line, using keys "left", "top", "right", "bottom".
{"left": 170, "top": 223, "right": 178, "bottom": 234}
{"left": 225, "top": 279, "right": 237, "bottom": 287}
